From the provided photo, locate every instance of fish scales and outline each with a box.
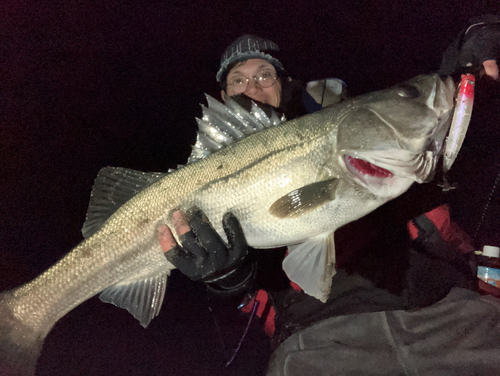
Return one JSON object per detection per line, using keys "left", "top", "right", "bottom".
{"left": 5, "top": 109, "right": 334, "bottom": 336}
{"left": 0, "top": 74, "right": 458, "bottom": 375}
{"left": 182, "top": 115, "right": 338, "bottom": 244}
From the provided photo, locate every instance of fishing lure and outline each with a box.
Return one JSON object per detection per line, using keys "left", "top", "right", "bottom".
{"left": 443, "top": 74, "right": 475, "bottom": 174}
{"left": 440, "top": 74, "right": 475, "bottom": 191}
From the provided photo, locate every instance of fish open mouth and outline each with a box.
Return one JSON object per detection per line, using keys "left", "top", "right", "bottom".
{"left": 345, "top": 155, "right": 394, "bottom": 178}
{"left": 343, "top": 153, "right": 417, "bottom": 198}
{"left": 343, "top": 154, "right": 403, "bottom": 196}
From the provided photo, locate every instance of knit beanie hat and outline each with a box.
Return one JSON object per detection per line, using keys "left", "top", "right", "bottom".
{"left": 216, "top": 34, "right": 284, "bottom": 82}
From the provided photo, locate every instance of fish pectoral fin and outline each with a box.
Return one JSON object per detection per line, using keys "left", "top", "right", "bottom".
{"left": 282, "top": 232, "right": 337, "bottom": 302}
{"left": 269, "top": 178, "right": 339, "bottom": 218}
{"left": 82, "top": 167, "right": 167, "bottom": 239}
{"left": 99, "top": 268, "right": 169, "bottom": 328}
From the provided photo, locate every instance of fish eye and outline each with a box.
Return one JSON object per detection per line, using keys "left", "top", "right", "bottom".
{"left": 396, "top": 84, "right": 420, "bottom": 98}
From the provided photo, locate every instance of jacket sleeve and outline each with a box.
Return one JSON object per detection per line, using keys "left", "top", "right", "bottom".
{"left": 206, "top": 258, "right": 257, "bottom": 297}
{"left": 439, "top": 15, "right": 500, "bottom": 76}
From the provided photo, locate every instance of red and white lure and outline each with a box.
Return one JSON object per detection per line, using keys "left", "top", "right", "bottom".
{"left": 443, "top": 74, "right": 475, "bottom": 174}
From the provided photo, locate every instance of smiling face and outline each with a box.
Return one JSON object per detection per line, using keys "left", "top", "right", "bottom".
{"left": 222, "top": 59, "right": 282, "bottom": 107}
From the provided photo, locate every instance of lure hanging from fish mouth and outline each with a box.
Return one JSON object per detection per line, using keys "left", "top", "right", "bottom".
{"left": 440, "top": 74, "right": 475, "bottom": 191}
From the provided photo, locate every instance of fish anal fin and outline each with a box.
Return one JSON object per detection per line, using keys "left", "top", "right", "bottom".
{"left": 283, "top": 232, "right": 336, "bottom": 302}
{"left": 269, "top": 178, "right": 339, "bottom": 218}
{"left": 99, "top": 269, "right": 169, "bottom": 328}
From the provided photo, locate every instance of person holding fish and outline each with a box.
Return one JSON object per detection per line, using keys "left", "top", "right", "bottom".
{"left": 158, "top": 16, "right": 500, "bottom": 375}
{"left": 3, "top": 15, "right": 500, "bottom": 376}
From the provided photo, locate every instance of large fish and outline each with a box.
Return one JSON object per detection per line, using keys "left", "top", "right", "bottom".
{"left": 0, "top": 74, "right": 456, "bottom": 376}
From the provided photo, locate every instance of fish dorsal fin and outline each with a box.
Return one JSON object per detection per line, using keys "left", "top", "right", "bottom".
{"left": 188, "top": 94, "right": 285, "bottom": 163}
{"left": 99, "top": 266, "right": 169, "bottom": 328}
{"left": 283, "top": 232, "right": 336, "bottom": 302}
{"left": 269, "top": 178, "right": 339, "bottom": 218}
{"left": 82, "top": 167, "right": 166, "bottom": 239}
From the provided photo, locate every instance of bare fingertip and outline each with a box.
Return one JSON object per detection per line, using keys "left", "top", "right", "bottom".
{"left": 483, "top": 60, "right": 499, "bottom": 80}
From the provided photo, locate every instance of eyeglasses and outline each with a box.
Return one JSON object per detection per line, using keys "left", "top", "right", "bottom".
{"left": 226, "top": 70, "right": 278, "bottom": 94}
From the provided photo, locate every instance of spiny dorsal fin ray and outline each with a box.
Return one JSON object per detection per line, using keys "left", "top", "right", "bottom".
{"left": 205, "top": 96, "right": 254, "bottom": 135}
{"left": 193, "top": 127, "right": 224, "bottom": 153}
{"left": 188, "top": 94, "right": 285, "bottom": 164}
{"left": 251, "top": 101, "right": 274, "bottom": 128}
{"left": 210, "top": 94, "right": 261, "bottom": 133}
{"left": 82, "top": 167, "right": 166, "bottom": 239}
{"left": 196, "top": 116, "right": 234, "bottom": 146}
{"left": 269, "top": 178, "right": 339, "bottom": 218}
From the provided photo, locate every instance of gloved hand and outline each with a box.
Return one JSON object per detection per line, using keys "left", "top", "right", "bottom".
{"left": 441, "top": 15, "right": 500, "bottom": 80}
{"left": 159, "top": 209, "right": 254, "bottom": 293}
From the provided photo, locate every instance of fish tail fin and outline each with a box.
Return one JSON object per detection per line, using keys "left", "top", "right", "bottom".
{"left": 0, "top": 291, "right": 44, "bottom": 376}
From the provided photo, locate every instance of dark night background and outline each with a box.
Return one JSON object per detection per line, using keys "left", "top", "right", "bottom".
{"left": 2, "top": 0, "right": 500, "bottom": 375}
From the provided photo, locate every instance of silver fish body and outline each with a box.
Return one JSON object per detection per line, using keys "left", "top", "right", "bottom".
{"left": 0, "top": 74, "right": 455, "bottom": 376}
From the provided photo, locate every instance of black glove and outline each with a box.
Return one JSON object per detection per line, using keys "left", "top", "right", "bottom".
{"left": 165, "top": 210, "right": 255, "bottom": 294}
{"left": 440, "top": 15, "right": 500, "bottom": 76}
